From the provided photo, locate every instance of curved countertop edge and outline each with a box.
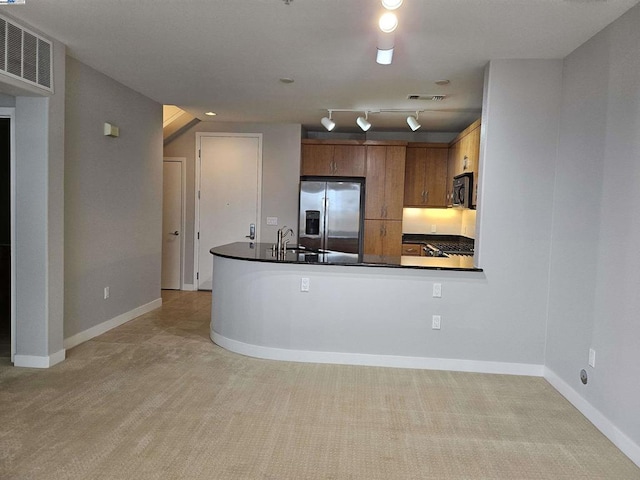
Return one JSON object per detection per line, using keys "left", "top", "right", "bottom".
{"left": 210, "top": 242, "right": 483, "bottom": 272}
{"left": 210, "top": 329, "right": 543, "bottom": 377}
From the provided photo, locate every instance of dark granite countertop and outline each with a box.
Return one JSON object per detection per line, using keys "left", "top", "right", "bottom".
{"left": 210, "top": 242, "right": 482, "bottom": 272}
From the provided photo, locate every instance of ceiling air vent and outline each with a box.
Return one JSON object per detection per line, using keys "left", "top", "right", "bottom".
{"left": 0, "top": 14, "right": 53, "bottom": 93}
{"left": 407, "top": 94, "right": 447, "bottom": 101}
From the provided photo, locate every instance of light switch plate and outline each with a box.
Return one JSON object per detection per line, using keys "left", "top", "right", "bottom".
{"left": 266, "top": 217, "right": 278, "bottom": 226}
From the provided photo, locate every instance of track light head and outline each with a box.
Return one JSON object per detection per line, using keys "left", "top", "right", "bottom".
{"left": 407, "top": 114, "right": 421, "bottom": 131}
{"left": 321, "top": 115, "right": 335, "bottom": 131}
{"left": 356, "top": 114, "right": 371, "bottom": 132}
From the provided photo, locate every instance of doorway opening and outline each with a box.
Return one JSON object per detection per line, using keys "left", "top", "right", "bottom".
{"left": 0, "top": 114, "right": 12, "bottom": 358}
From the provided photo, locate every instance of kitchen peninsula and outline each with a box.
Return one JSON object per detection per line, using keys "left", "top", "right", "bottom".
{"left": 209, "top": 242, "right": 484, "bottom": 370}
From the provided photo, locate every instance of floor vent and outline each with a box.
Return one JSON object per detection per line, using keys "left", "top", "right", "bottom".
{"left": 0, "top": 14, "right": 53, "bottom": 93}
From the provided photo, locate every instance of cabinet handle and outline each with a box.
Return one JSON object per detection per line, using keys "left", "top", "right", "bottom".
{"left": 425, "top": 190, "right": 428, "bottom": 202}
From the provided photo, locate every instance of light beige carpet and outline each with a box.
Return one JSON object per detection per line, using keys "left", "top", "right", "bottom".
{"left": 1, "top": 290, "right": 638, "bottom": 479}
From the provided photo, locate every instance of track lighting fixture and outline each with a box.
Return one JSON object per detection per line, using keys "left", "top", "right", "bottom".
{"left": 320, "top": 110, "right": 335, "bottom": 131}
{"left": 356, "top": 112, "right": 371, "bottom": 132}
{"left": 406, "top": 112, "right": 421, "bottom": 131}
{"left": 319, "top": 109, "right": 433, "bottom": 132}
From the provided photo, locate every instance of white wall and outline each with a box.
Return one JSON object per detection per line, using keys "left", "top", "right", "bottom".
{"left": 546, "top": 3, "right": 640, "bottom": 460}
{"left": 64, "top": 57, "right": 163, "bottom": 339}
{"left": 163, "top": 122, "right": 301, "bottom": 284}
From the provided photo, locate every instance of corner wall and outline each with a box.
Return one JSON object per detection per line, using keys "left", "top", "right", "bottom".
{"left": 545, "top": 3, "right": 640, "bottom": 464}
{"left": 64, "top": 57, "right": 163, "bottom": 340}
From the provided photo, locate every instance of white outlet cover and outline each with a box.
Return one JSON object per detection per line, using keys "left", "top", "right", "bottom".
{"left": 589, "top": 348, "right": 596, "bottom": 368}
{"left": 433, "top": 283, "right": 442, "bottom": 298}
{"left": 300, "top": 277, "right": 310, "bottom": 292}
{"left": 432, "top": 315, "right": 441, "bottom": 330}
{"left": 267, "top": 216, "right": 278, "bottom": 226}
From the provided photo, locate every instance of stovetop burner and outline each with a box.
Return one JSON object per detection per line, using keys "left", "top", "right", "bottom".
{"left": 426, "top": 242, "right": 474, "bottom": 257}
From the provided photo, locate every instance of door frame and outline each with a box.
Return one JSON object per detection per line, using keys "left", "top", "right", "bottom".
{"left": 162, "top": 157, "right": 186, "bottom": 290}
{"left": 193, "top": 132, "right": 263, "bottom": 289}
{"left": 0, "top": 107, "right": 16, "bottom": 362}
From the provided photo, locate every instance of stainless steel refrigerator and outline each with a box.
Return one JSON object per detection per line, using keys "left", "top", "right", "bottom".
{"left": 298, "top": 179, "right": 364, "bottom": 254}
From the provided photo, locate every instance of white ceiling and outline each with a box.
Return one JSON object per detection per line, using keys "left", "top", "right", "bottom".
{"left": 4, "top": 0, "right": 639, "bottom": 132}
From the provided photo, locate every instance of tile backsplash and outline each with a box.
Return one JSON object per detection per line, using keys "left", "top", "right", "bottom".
{"left": 403, "top": 208, "right": 476, "bottom": 239}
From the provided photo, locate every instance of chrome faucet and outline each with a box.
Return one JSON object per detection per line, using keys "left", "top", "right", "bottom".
{"left": 275, "top": 226, "right": 294, "bottom": 256}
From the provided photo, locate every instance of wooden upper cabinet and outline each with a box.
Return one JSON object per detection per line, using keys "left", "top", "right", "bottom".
{"left": 300, "top": 142, "right": 365, "bottom": 177}
{"left": 333, "top": 145, "right": 365, "bottom": 176}
{"left": 364, "top": 145, "right": 406, "bottom": 221}
{"left": 447, "top": 119, "right": 481, "bottom": 205}
{"left": 448, "top": 119, "right": 480, "bottom": 177}
{"left": 404, "top": 144, "right": 448, "bottom": 207}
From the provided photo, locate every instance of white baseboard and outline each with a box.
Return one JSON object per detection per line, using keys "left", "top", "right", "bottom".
{"left": 182, "top": 283, "right": 197, "bottom": 291}
{"left": 545, "top": 367, "right": 640, "bottom": 468}
{"left": 211, "top": 330, "right": 544, "bottom": 377}
{"left": 14, "top": 348, "right": 66, "bottom": 368}
{"left": 64, "top": 297, "right": 162, "bottom": 350}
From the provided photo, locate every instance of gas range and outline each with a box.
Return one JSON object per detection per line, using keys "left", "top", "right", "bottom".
{"left": 425, "top": 242, "right": 474, "bottom": 257}
{"left": 403, "top": 234, "right": 475, "bottom": 257}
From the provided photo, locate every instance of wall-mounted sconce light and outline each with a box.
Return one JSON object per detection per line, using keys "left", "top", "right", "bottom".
{"left": 104, "top": 123, "right": 119, "bottom": 137}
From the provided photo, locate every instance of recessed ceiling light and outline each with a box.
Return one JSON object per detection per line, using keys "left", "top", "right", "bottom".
{"left": 205, "top": 112, "right": 217, "bottom": 116}
{"left": 378, "top": 12, "right": 398, "bottom": 33}
{"left": 382, "top": 0, "right": 403, "bottom": 10}
{"left": 279, "top": 77, "right": 295, "bottom": 84}
{"left": 435, "top": 80, "right": 451, "bottom": 86}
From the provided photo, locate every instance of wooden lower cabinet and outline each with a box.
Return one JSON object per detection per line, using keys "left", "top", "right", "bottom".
{"left": 364, "top": 220, "right": 403, "bottom": 257}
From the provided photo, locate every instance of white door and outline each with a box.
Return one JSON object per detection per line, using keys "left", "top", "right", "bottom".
{"left": 196, "top": 133, "right": 262, "bottom": 290}
{"left": 161, "top": 159, "right": 184, "bottom": 289}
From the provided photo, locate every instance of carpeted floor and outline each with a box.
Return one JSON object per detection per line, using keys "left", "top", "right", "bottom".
{"left": 0, "top": 290, "right": 638, "bottom": 479}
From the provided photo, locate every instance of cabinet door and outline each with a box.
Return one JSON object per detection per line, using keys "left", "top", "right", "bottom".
{"left": 364, "top": 146, "right": 387, "bottom": 219}
{"left": 404, "top": 148, "right": 427, "bottom": 206}
{"left": 364, "top": 219, "right": 403, "bottom": 256}
{"left": 365, "top": 145, "right": 405, "bottom": 219}
{"left": 424, "top": 148, "right": 448, "bottom": 207}
{"left": 384, "top": 146, "right": 406, "bottom": 220}
{"left": 402, "top": 243, "right": 423, "bottom": 256}
{"left": 301, "top": 144, "right": 333, "bottom": 176}
{"left": 333, "top": 145, "right": 365, "bottom": 177}
{"left": 446, "top": 142, "right": 458, "bottom": 205}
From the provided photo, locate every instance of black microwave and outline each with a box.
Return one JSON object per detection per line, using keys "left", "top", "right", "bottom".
{"left": 452, "top": 172, "right": 474, "bottom": 208}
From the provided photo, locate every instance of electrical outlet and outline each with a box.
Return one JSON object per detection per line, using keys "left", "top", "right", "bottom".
{"left": 300, "top": 277, "right": 310, "bottom": 292}
{"left": 266, "top": 216, "right": 278, "bottom": 226}
{"left": 433, "top": 283, "right": 442, "bottom": 298}
{"left": 432, "top": 315, "right": 441, "bottom": 330}
{"left": 588, "top": 348, "right": 596, "bottom": 368}
{"left": 104, "top": 286, "right": 110, "bottom": 299}
{"left": 431, "top": 224, "right": 437, "bottom": 233}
